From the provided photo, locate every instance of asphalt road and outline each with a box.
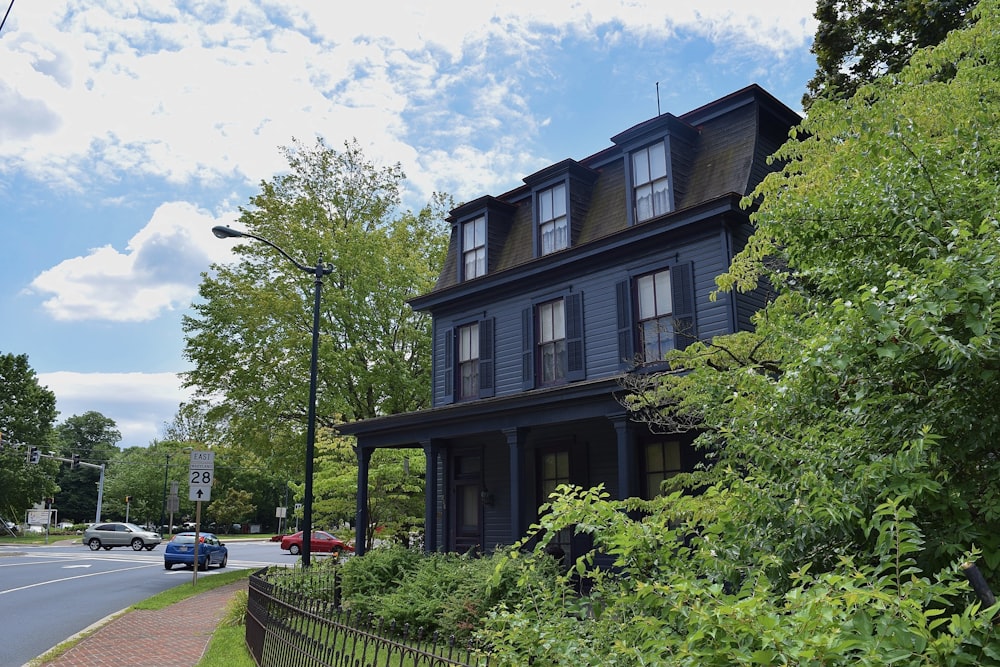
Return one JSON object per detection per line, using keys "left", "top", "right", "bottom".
{"left": 0, "top": 538, "right": 288, "bottom": 667}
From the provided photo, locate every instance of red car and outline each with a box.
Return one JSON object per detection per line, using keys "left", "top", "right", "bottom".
{"left": 279, "top": 530, "right": 354, "bottom": 556}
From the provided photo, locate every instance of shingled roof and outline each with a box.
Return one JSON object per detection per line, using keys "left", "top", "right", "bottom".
{"left": 429, "top": 84, "right": 800, "bottom": 295}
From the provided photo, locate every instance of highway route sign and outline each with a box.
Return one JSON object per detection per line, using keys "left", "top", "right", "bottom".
{"left": 188, "top": 450, "right": 215, "bottom": 502}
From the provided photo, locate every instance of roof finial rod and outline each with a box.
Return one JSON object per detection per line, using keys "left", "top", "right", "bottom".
{"left": 656, "top": 81, "right": 661, "bottom": 116}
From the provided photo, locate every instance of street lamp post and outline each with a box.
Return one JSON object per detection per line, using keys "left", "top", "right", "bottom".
{"left": 212, "top": 225, "right": 332, "bottom": 567}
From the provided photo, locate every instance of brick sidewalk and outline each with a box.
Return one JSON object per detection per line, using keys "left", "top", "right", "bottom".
{"left": 40, "top": 580, "right": 247, "bottom": 667}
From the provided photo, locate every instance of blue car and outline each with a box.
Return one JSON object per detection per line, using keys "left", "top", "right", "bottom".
{"left": 163, "top": 532, "right": 228, "bottom": 570}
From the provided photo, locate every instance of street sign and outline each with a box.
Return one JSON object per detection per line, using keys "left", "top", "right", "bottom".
{"left": 167, "top": 480, "right": 180, "bottom": 512}
{"left": 27, "top": 509, "right": 52, "bottom": 526}
{"left": 188, "top": 450, "right": 215, "bottom": 501}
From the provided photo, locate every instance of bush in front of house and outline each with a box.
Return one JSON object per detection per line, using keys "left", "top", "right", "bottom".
{"left": 336, "top": 543, "right": 561, "bottom": 639}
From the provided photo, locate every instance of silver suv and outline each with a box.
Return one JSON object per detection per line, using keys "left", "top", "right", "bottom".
{"left": 83, "top": 522, "right": 161, "bottom": 551}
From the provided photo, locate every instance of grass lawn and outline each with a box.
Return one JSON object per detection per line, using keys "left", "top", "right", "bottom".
{"left": 199, "top": 624, "right": 255, "bottom": 667}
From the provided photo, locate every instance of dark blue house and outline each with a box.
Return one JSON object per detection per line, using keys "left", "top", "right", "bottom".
{"left": 339, "top": 84, "right": 800, "bottom": 558}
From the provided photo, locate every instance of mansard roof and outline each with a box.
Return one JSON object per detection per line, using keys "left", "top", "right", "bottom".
{"left": 422, "top": 83, "right": 800, "bottom": 303}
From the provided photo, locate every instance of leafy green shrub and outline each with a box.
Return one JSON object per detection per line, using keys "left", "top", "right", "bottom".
{"left": 338, "top": 543, "right": 423, "bottom": 605}
{"left": 265, "top": 564, "right": 340, "bottom": 604}
{"left": 220, "top": 589, "right": 248, "bottom": 627}
{"left": 478, "top": 490, "right": 1000, "bottom": 666}
{"left": 336, "top": 544, "right": 561, "bottom": 639}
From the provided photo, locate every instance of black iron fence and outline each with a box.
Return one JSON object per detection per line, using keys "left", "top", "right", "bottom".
{"left": 245, "top": 567, "right": 490, "bottom": 667}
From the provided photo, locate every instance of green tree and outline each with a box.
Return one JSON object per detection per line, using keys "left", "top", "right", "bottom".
{"left": 0, "top": 353, "right": 59, "bottom": 521}
{"left": 702, "top": 0, "right": 1000, "bottom": 580}
{"left": 182, "top": 138, "right": 448, "bottom": 439}
{"left": 205, "top": 488, "right": 256, "bottom": 534}
{"left": 161, "top": 399, "right": 222, "bottom": 446}
{"left": 210, "top": 447, "right": 293, "bottom": 532}
{"left": 481, "top": 2, "right": 1000, "bottom": 662}
{"left": 182, "top": 138, "right": 445, "bottom": 533}
{"left": 54, "top": 412, "right": 121, "bottom": 524}
{"left": 104, "top": 442, "right": 198, "bottom": 526}
{"left": 805, "top": 0, "right": 978, "bottom": 108}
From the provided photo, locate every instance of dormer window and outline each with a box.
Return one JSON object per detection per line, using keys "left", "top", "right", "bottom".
{"left": 462, "top": 216, "right": 486, "bottom": 280}
{"left": 523, "top": 159, "right": 598, "bottom": 259}
{"left": 632, "top": 140, "right": 670, "bottom": 222}
{"left": 538, "top": 183, "right": 568, "bottom": 255}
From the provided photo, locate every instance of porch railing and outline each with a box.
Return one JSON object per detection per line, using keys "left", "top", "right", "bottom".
{"left": 245, "top": 567, "right": 489, "bottom": 667}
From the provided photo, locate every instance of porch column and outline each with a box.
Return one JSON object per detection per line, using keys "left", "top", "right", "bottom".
{"left": 355, "top": 446, "right": 373, "bottom": 556}
{"left": 421, "top": 439, "right": 439, "bottom": 553}
{"left": 503, "top": 427, "right": 527, "bottom": 540}
{"left": 611, "top": 414, "right": 636, "bottom": 500}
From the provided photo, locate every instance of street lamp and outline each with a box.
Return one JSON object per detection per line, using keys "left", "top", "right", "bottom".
{"left": 212, "top": 225, "right": 332, "bottom": 567}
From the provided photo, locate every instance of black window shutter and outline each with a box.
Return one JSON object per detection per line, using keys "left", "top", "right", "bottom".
{"left": 615, "top": 279, "right": 633, "bottom": 368}
{"left": 521, "top": 307, "right": 534, "bottom": 390}
{"left": 478, "top": 317, "right": 494, "bottom": 398}
{"left": 671, "top": 262, "right": 696, "bottom": 350}
{"left": 441, "top": 327, "right": 455, "bottom": 404}
{"left": 565, "top": 292, "right": 585, "bottom": 381}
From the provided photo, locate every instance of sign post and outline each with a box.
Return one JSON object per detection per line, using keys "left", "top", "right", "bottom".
{"left": 275, "top": 506, "right": 287, "bottom": 534}
{"left": 188, "top": 451, "right": 214, "bottom": 585}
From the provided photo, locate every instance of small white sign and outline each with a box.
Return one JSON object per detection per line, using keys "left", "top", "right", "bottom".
{"left": 27, "top": 509, "right": 52, "bottom": 526}
{"left": 188, "top": 450, "right": 215, "bottom": 501}
{"left": 189, "top": 450, "right": 215, "bottom": 468}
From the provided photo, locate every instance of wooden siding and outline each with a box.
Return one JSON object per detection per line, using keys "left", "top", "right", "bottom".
{"left": 731, "top": 222, "right": 776, "bottom": 332}
{"left": 432, "top": 227, "right": 736, "bottom": 405}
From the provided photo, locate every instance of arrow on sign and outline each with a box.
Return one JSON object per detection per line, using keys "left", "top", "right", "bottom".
{"left": 196, "top": 489, "right": 205, "bottom": 499}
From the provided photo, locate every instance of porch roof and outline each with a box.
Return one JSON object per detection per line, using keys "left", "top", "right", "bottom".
{"left": 336, "top": 375, "right": 630, "bottom": 449}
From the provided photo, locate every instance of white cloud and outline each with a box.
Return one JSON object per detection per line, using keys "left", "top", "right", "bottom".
{"left": 28, "top": 201, "right": 238, "bottom": 322}
{"left": 0, "top": 1, "right": 815, "bottom": 199}
{"left": 38, "top": 370, "right": 192, "bottom": 446}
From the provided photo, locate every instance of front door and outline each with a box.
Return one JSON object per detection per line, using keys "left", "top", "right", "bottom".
{"left": 538, "top": 448, "right": 572, "bottom": 559}
{"left": 450, "top": 452, "right": 482, "bottom": 553}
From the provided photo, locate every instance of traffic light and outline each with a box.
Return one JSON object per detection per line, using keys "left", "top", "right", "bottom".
{"left": 28, "top": 447, "right": 40, "bottom": 464}
{"left": 71, "top": 454, "right": 80, "bottom": 469}
{"left": 125, "top": 496, "right": 132, "bottom": 504}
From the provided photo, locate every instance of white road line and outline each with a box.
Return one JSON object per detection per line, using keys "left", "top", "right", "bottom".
{"left": 0, "top": 555, "right": 161, "bottom": 567}
{"left": 0, "top": 563, "right": 157, "bottom": 596}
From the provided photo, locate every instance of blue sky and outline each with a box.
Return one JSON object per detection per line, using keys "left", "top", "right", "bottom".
{"left": 0, "top": 1, "right": 817, "bottom": 446}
